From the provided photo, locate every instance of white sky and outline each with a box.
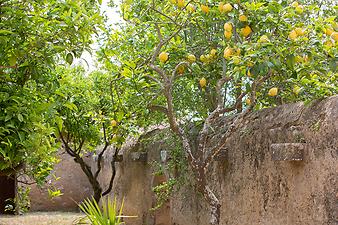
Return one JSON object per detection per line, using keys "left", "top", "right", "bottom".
{"left": 74, "top": 0, "right": 122, "bottom": 72}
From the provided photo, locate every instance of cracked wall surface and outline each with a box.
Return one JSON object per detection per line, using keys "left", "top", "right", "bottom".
{"left": 28, "top": 96, "right": 338, "bottom": 225}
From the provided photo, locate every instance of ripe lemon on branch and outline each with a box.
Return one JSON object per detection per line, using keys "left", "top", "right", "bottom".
{"left": 177, "top": 65, "right": 185, "bottom": 74}
{"left": 258, "top": 35, "right": 269, "bottom": 43}
{"left": 289, "top": 30, "right": 298, "bottom": 40}
{"left": 159, "top": 52, "right": 169, "bottom": 63}
{"left": 240, "top": 26, "right": 252, "bottom": 37}
{"left": 187, "top": 54, "right": 196, "bottom": 63}
{"left": 222, "top": 3, "right": 233, "bottom": 13}
{"left": 331, "top": 32, "right": 338, "bottom": 42}
{"left": 223, "top": 47, "right": 233, "bottom": 59}
{"left": 177, "top": 0, "right": 184, "bottom": 8}
{"left": 295, "top": 28, "right": 305, "bottom": 36}
{"left": 199, "top": 77, "right": 207, "bottom": 89}
{"left": 268, "top": 87, "right": 278, "bottom": 97}
{"left": 111, "top": 120, "right": 118, "bottom": 127}
{"left": 239, "top": 15, "right": 248, "bottom": 22}
{"left": 224, "top": 22, "right": 233, "bottom": 31}
{"left": 187, "top": 4, "right": 195, "bottom": 12}
{"left": 210, "top": 49, "right": 217, "bottom": 56}
{"left": 201, "top": 4, "right": 209, "bottom": 14}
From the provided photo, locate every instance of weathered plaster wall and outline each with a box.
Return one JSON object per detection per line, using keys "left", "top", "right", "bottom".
{"left": 28, "top": 153, "right": 93, "bottom": 211}
{"left": 211, "top": 96, "right": 338, "bottom": 225}
{"left": 27, "top": 96, "right": 338, "bottom": 225}
{"left": 113, "top": 96, "right": 338, "bottom": 225}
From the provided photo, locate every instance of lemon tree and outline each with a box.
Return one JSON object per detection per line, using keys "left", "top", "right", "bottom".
{"left": 102, "top": 0, "right": 337, "bottom": 224}
{"left": 0, "top": 0, "right": 102, "bottom": 184}
{"left": 54, "top": 67, "right": 135, "bottom": 202}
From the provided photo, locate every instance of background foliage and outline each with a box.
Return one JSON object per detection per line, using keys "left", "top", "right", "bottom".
{"left": 0, "top": 0, "right": 102, "bottom": 183}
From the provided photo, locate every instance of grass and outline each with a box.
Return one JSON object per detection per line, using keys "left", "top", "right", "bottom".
{"left": 0, "top": 211, "right": 84, "bottom": 225}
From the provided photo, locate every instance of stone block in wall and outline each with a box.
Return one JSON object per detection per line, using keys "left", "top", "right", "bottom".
{"left": 271, "top": 143, "right": 305, "bottom": 161}
{"left": 131, "top": 152, "right": 147, "bottom": 162}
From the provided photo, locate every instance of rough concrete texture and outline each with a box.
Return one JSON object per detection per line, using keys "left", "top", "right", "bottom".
{"left": 27, "top": 96, "right": 338, "bottom": 225}
{"left": 28, "top": 152, "right": 92, "bottom": 211}
{"left": 115, "top": 96, "right": 338, "bottom": 225}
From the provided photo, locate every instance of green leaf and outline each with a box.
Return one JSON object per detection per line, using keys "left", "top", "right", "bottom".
{"left": 0, "top": 30, "right": 14, "bottom": 35}
{"left": 5, "top": 114, "right": 12, "bottom": 122}
{"left": 55, "top": 116, "right": 63, "bottom": 132}
{"left": 286, "top": 54, "right": 295, "bottom": 69}
{"left": 9, "top": 55, "right": 17, "bottom": 67}
{"left": 66, "top": 53, "right": 74, "bottom": 65}
{"left": 17, "top": 114, "right": 23, "bottom": 122}
{"left": 64, "top": 102, "right": 78, "bottom": 111}
{"left": 329, "top": 59, "right": 337, "bottom": 72}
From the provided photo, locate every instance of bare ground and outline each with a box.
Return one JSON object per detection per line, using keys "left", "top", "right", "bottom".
{"left": 0, "top": 212, "right": 85, "bottom": 225}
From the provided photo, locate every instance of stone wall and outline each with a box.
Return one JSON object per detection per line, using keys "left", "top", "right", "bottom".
{"left": 111, "top": 96, "right": 338, "bottom": 225}
{"left": 27, "top": 96, "right": 338, "bottom": 225}
{"left": 28, "top": 152, "right": 93, "bottom": 211}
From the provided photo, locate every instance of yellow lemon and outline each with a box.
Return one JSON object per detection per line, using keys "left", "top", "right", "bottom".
{"left": 289, "top": 30, "right": 298, "bottom": 40}
{"left": 159, "top": 52, "right": 169, "bottom": 63}
{"left": 295, "top": 5, "right": 304, "bottom": 13}
{"left": 324, "top": 28, "right": 334, "bottom": 36}
{"left": 245, "top": 98, "right": 251, "bottom": 105}
{"left": 331, "top": 32, "right": 338, "bottom": 41}
{"left": 187, "top": 54, "right": 196, "bottom": 63}
{"left": 177, "top": 65, "right": 185, "bottom": 74}
{"left": 224, "top": 30, "right": 232, "bottom": 40}
{"left": 199, "top": 77, "right": 207, "bottom": 88}
{"left": 324, "top": 40, "right": 334, "bottom": 47}
{"left": 201, "top": 4, "right": 209, "bottom": 14}
{"left": 240, "top": 26, "right": 252, "bottom": 37}
{"left": 224, "top": 22, "right": 233, "bottom": 31}
{"left": 293, "top": 85, "right": 301, "bottom": 95}
{"left": 239, "top": 15, "right": 248, "bottom": 22}
{"left": 177, "top": 0, "right": 185, "bottom": 8}
{"left": 247, "top": 68, "right": 252, "bottom": 77}
{"left": 295, "top": 28, "right": 305, "bottom": 36}
{"left": 223, "top": 3, "right": 233, "bottom": 12}
{"left": 187, "top": 4, "right": 195, "bottom": 12}
{"left": 223, "top": 47, "right": 233, "bottom": 59}
{"left": 170, "top": 0, "right": 177, "bottom": 4}
{"left": 258, "top": 35, "right": 269, "bottom": 43}
{"left": 234, "top": 47, "right": 241, "bottom": 56}
{"left": 218, "top": 2, "right": 224, "bottom": 12}
{"left": 268, "top": 87, "right": 278, "bottom": 97}
{"left": 247, "top": 61, "right": 254, "bottom": 67}
{"left": 295, "top": 55, "right": 303, "bottom": 63}
{"left": 111, "top": 120, "right": 118, "bottom": 127}
{"left": 291, "top": 1, "right": 299, "bottom": 7}
{"left": 200, "top": 54, "right": 206, "bottom": 62}
{"left": 233, "top": 56, "right": 241, "bottom": 65}
{"left": 210, "top": 49, "right": 217, "bottom": 56}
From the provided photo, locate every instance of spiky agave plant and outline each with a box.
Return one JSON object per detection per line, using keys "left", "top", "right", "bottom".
{"left": 77, "top": 197, "right": 124, "bottom": 225}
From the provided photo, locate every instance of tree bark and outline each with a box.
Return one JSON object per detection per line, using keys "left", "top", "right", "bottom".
{"left": 74, "top": 156, "right": 103, "bottom": 203}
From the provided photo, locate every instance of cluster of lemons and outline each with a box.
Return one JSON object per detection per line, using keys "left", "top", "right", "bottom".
{"left": 161, "top": 1, "right": 338, "bottom": 100}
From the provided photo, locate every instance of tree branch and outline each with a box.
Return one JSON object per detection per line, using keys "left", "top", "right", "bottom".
{"left": 203, "top": 70, "right": 273, "bottom": 170}
{"left": 94, "top": 143, "right": 109, "bottom": 179}
{"left": 148, "top": 104, "right": 168, "bottom": 115}
{"left": 171, "top": 61, "right": 190, "bottom": 80}
{"left": 102, "top": 148, "right": 120, "bottom": 196}
{"left": 216, "top": 76, "right": 232, "bottom": 108}
{"left": 144, "top": 74, "right": 164, "bottom": 89}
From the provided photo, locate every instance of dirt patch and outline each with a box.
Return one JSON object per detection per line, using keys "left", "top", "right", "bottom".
{"left": 0, "top": 212, "right": 84, "bottom": 225}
